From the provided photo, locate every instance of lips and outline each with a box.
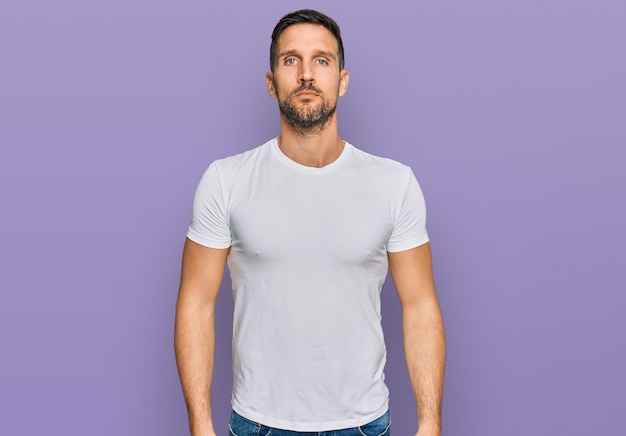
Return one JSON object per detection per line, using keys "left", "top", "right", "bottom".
{"left": 296, "top": 91, "right": 319, "bottom": 97}
{"left": 292, "top": 84, "right": 321, "bottom": 97}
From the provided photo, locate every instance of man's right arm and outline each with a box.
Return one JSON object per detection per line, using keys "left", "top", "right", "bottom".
{"left": 175, "top": 238, "right": 229, "bottom": 436}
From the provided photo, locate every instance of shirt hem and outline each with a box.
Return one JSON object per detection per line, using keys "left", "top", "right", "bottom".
{"left": 186, "top": 231, "right": 231, "bottom": 249}
{"left": 231, "top": 402, "right": 389, "bottom": 432}
{"left": 387, "top": 235, "right": 430, "bottom": 253}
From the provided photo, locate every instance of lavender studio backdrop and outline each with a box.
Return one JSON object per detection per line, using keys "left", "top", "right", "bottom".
{"left": 1, "top": 1, "right": 624, "bottom": 435}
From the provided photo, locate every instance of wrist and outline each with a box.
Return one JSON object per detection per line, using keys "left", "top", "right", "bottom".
{"left": 417, "top": 421, "right": 441, "bottom": 436}
{"left": 190, "top": 417, "right": 215, "bottom": 436}
{"left": 191, "top": 427, "right": 216, "bottom": 436}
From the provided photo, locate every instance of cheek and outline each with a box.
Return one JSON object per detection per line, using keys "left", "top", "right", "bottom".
{"left": 273, "top": 78, "right": 293, "bottom": 97}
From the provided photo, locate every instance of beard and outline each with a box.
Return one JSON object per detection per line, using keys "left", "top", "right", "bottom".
{"left": 275, "top": 81, "right": 337, "bottom": 136}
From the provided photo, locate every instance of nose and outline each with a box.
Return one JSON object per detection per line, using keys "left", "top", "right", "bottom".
{"left": 298, "top": 62, "right": 314, "bottom": 83}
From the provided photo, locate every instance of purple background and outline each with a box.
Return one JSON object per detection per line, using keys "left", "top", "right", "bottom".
{"left": 1, "top": 1, "right": 624, "bottom": 435}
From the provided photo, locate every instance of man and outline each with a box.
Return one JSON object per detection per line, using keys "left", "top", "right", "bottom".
{"left": 175, "top": 9, "right": 445, "bottom": 436}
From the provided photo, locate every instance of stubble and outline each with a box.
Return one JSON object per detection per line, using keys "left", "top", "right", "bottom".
{"left": 275, "top": 81, "right": 337, "bottom": 136}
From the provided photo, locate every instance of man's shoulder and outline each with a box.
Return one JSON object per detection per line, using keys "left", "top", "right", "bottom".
{"left": 348, "top": 143, "right": 413, "bottom": 177}
{"left": 210, "top": 139, "right": 273, "bottom": 171}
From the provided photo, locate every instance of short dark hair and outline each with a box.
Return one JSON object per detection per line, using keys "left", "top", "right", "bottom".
{"left": 270, "top": 9, "right": 345, "bottom": 72}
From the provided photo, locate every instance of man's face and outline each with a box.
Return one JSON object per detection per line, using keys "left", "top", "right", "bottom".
{"left": 267, "top": 23, "right": 349, "bottom": 134}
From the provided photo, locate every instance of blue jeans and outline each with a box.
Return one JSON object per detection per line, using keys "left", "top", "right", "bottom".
{"left": 228, "top": 409, "right": 391, "bottom": 436}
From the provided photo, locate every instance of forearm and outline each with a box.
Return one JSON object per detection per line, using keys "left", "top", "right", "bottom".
{"left": 403, "top": 301, "right": 446, "bottom": 434}
{"left": 175, "top": 299, "right": 217, "bottom": 436}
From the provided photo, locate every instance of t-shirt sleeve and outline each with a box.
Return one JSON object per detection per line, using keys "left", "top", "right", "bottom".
{"left": 186, "top": 162, "right": 232, "bottom": 249}
{"left": 386, "top": 168, "right": 429, "bottom": 252}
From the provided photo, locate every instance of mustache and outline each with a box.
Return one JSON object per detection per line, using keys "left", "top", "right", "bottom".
{"left": 290, "top": 83, "right": 322, "bottom": 95}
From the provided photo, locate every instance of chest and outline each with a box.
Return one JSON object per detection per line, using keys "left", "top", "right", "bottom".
{"left": 228, "top": 172, "right": 394, "bottom": 265}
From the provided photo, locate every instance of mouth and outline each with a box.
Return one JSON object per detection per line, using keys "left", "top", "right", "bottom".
{"left": 293, "top": 84, "right": 321, "bottom": 97}
{"left": 296, "top": 91, "right": 319, "bottom": 98}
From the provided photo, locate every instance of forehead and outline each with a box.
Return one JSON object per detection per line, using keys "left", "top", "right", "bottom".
{"left": 276, "top": 23, "right": 338, "bottom": 55}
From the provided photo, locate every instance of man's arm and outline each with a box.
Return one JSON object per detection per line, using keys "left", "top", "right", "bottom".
{"left": 388, "top": 242, "right": 446, "bottom": 436}
{"left": 175, "top": 238, "right": 229, "bottom": 436}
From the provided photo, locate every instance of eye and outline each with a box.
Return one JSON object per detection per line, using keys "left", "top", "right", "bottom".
{"left": 284, "top": 58, "right": 298, "bottom": 65}
{"left": 315, "top": 58, "right": 329, "bottom": 65}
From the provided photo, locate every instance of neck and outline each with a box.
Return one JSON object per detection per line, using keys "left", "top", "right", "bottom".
{"left": 278, "top": 116, "right": 344, "bottom": 168}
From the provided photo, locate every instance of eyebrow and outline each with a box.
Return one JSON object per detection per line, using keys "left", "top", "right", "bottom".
{"left": 278, "top": 49, "right": 337, "bottom": 60}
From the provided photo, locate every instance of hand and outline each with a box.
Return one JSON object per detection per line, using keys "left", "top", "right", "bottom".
{"left": 416, "top": 425, "right": 441, "bottom": 436}
{"left": 192, "top": 431, "right": 217, "bottom": 436}
{"left": 190, "top": 421, "right": 217, "bottom": 436}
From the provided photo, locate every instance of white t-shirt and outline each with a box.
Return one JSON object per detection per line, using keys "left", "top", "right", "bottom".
{"left": 187, "top": 138, "right": 429, "bottom": 431}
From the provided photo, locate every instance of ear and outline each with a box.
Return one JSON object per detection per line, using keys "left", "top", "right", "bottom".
{"left": 338, "top": 69, "right": 350, "bottom": 97}
{"left": 266, "top": 72, "right": 277, "bottom": 99}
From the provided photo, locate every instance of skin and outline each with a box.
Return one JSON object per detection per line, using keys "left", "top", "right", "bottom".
{"left": 175, "top": 240, "right": 228, "bottom": 436}
{"left": 175, "top": 22, "right": 445, "bottom": 436}
{"left": 266, "top": 23, "right": 349, "bottom": 167}
{"left": 389, "top": 244, "right": 446, "bottom": 436}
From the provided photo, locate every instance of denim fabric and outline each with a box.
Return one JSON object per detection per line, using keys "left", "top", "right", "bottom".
{"left": 228, "top": 410, "right": 390, "bottom": 436}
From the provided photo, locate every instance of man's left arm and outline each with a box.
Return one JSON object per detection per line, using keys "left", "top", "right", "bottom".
{"left": 388, "top": 242, "right": 446, "bottom": 436}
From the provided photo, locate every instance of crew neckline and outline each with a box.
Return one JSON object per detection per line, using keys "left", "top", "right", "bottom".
{"left": 270, "top": 137, "right": 352, "bottom": 174}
